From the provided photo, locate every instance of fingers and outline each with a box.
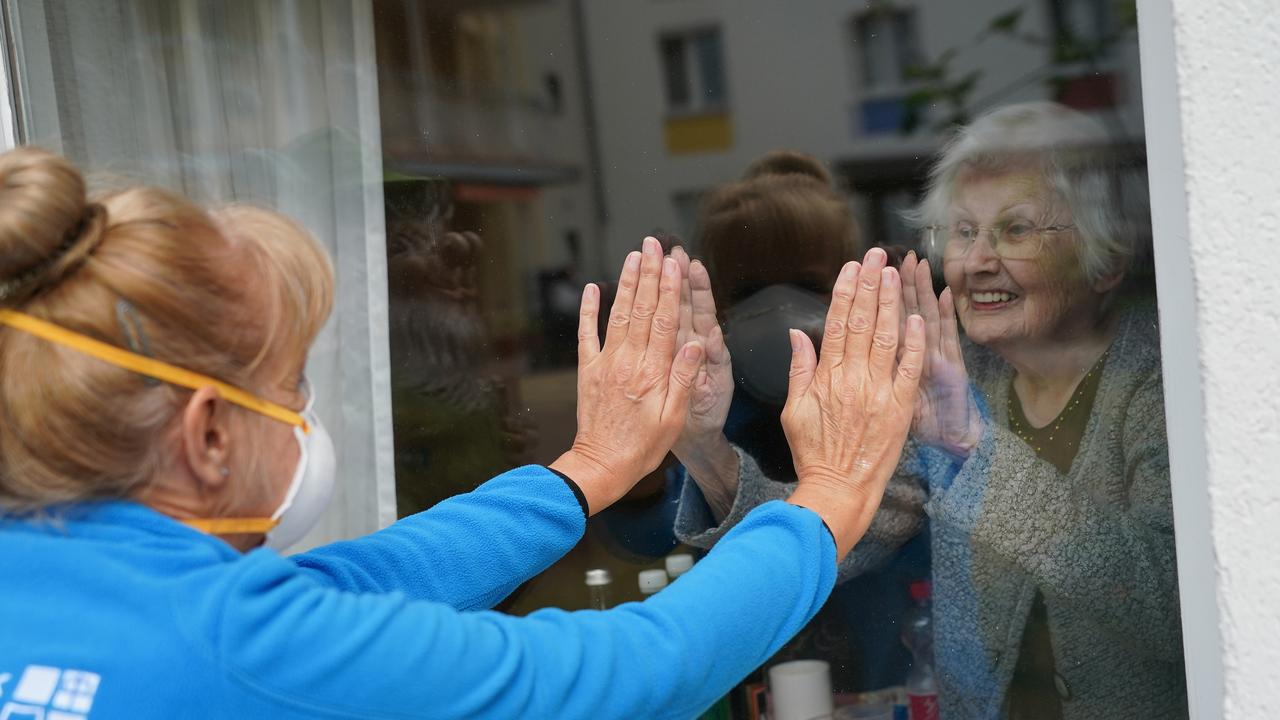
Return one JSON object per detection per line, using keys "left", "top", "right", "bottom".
{"left": 844, "top": 247, "right": 889, "bottom": 373}
{"left": 706, "top": 323, "right": 730, "bottom": 368}
{"left": 689, "top": 260, "right": 720, "bottom": 338}
{"left": 902, "top": 251, "right": 920, "bottom": 316}
{"left": 939, "top": 287, "right": 964, "bottom": 365}
{"left": 603, "top": 251, "right": 642, "bottom": 354}
{"left": 643, "top": 256, "right": 683, "bottom": 374}
{"left": 818, "top": 261, "right": 860, "bottom": 373}
{"left": 893, "top": 315, "right": 926, "bottom": 409}
{"left": 917, "top": 259, "right": 942, "bottom": 366}
{"left": 661, "top": 341, "right": 705, "bottom": 428}
{"left": 673, "top": 246, "right": 694, "bottom": 348}
{"left": 625, "top": 237, "right": 665, "bottom": 353}
{"left": 785, "top": 329, "right": 818, "bottom": 407}
{"left": 578, "top": 283, "right": 601, "bottom": 363}
{"left": 868, "top": 266, "right": 901, "bottom": 384}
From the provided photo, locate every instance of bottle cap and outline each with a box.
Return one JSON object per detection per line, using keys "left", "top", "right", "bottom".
{"left": 664, "top": 553, "right": 694, "bottom": 578}
{"left": 638, "top": 569, "right": 669, "bottom": 595}
{"left": 585, "top": 569, "right": 612, "bottom": 587}
{"left": 909, "top": 579, "right": 932, "bottom": 602}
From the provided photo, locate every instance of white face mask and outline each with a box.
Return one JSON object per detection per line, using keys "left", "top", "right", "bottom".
{"left": 0, "top": 308, "right": 339, "bottom": 549}
{"left": 263, "top": 381, "right": 337, "bottom": 551}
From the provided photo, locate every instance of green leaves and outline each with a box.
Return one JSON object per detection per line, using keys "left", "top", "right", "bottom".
{"left": 989, "top": 8, "right": 1024, "bottom": 34}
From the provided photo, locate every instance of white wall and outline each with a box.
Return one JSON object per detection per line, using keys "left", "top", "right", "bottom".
{"left": 1142, "top": 0, "right": 1280, "bottom": 716}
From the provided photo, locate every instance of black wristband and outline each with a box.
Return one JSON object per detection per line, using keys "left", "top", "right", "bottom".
{"left": 818, "top": 517, "right": 838, "bottom": 551}
{"left": 543, "top": 465, "right": 590, "bottom": 521}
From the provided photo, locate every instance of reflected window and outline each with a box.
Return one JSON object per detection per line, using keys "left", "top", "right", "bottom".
{"left": 660, "top": 28, "right": 727, "bottom": 113}
{"left": 854, "top": 8, "right": 920, "bottom": 91}
{"left": 852, "top": 8, "right": 922, "bottom": 134}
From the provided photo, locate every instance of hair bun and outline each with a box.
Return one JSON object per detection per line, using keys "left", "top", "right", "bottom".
{"left": 741, "top": 150, "right": 832, "bottom": 186}
{"left": 0, "top": 147, "right": 105, "bottom": 303}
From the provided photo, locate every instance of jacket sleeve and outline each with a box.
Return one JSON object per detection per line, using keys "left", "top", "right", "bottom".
{"left": 206, "top": 501, "right": 838, "bottom": 720}
{"left": 927, "top": 368, "right": 1182, "bottom": 661}
{"left": 674, "top": 444, "right": 925, "bottom": 583}
{"left": 288, "top": 465, "right": 584, "bottom": 611}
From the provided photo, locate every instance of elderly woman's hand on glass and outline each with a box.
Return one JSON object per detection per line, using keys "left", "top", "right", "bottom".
{"left": 550, "top": 237, "right": 705, "bottom": 514}
{"left": 900, "top": 251, "right": 985, "bottom": 457}
{"left": 667, "top": 245, "right": 740, "bottom": 517}
{"left": 784, "top": 248, "right": 924, "bottom": 557}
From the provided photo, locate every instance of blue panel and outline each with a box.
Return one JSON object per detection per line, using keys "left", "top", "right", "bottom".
{"left": 860, "top": 97, "right": 906, "bottom": 135}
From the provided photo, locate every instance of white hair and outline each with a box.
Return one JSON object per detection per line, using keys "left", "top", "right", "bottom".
{"left": 908, "top": 101, "right": 1149, "bottom": 285}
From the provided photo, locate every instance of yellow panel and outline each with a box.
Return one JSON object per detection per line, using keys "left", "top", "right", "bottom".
{"left": 664, "top": 113, "right": 733, "bottom": 155}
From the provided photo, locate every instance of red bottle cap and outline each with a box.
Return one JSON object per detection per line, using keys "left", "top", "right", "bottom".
{"left": 909, "top": 579, "right": 932, "bottom": 602}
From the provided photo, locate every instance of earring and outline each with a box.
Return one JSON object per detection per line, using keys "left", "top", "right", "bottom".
{"left": 219, "top": 467, "right": 230, "bottom": 478}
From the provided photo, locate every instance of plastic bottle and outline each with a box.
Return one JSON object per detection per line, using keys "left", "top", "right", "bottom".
{"left": 585, "top": 569, "right": 612, "bottom": 610}
{"left": 902, "top": 580, "right": 940, "bottom": 720}
{"left": 665, "top": 553, "right": 694, "bottom": 580}
{"left": 638, "top": 568, "right": 669, "bottom": 596}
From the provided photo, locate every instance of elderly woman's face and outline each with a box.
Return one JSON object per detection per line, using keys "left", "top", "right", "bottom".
{"left": 942, "top": 166, "right": 1096, "bottom": 348}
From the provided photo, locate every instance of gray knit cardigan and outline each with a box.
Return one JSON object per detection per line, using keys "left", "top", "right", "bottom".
{"left": 674, "top": 300, "right": 1187, "bottom": 719}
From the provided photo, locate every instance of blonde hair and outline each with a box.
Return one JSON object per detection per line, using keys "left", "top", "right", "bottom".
{"left": 0, "top": 147, "right": 334, "bottom": 512}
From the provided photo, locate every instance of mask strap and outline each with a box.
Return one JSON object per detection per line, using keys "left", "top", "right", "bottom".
{"left": 0, "top": 309, "right": 308, "bottom": 432}
{"left": 183, "top": 517, "right": 280, "bottom": 535}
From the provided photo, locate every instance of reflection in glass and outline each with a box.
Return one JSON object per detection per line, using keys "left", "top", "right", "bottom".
{"left": 365, "top": 2, "right": 1181, "bottom": 717}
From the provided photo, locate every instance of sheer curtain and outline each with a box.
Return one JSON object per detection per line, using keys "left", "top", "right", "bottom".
{"left": 4, "top": 0, "right": 397, "bottom": 548}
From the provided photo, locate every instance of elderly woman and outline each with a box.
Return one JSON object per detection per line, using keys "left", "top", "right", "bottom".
{"left": 672, "top": 102, "right": 1185, "bottom": 719}
{"left": 0, "top": 147, "right": 925, "bottom": 718}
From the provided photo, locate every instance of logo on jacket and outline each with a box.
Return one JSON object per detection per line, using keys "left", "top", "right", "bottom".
{"left": 0, "top": 665, "right": 100, "bottom": 720}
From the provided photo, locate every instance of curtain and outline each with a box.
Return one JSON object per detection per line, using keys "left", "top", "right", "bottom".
{"left": 5, "top": 0, "right": 397, "bottom": 549}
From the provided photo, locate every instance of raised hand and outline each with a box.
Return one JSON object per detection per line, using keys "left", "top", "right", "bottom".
{"left": 783, "top": 247, "right": 925, "bottom": 557}
{"left": 550, "top": 237, "right": 706, "bottom": 514}
{"left": 667, "top": 247, "right": 740, "bottom": 517}
{"left": 901, "top": 251, "right": 984, "bottom": 457}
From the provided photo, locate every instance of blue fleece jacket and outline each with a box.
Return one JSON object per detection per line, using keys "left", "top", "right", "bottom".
{"left": 0, "top": 465, "right": 836, "bottom": 719}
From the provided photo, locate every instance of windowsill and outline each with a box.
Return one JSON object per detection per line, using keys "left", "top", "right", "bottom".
{"left": 857, "top": 83, "right": 923, "bottom": 101}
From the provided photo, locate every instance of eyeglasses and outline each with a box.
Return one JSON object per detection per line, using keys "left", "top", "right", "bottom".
{"left": 924, "top": 221, "right": 1076, "bottom": 261}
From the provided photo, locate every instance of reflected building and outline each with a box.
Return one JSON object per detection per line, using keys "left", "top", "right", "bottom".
{"left": 578, "top": 0, "right": 1146, "bottom": 255}
{"left": 372, "top": 0, "right": 602, "bottom": 364}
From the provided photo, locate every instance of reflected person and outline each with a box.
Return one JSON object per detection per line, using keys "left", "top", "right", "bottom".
{"left": 671, "top": 151, "right": 930, "bottom": 690}
{"left": 387, "top": 223, "right": 534, "bottom": 516}
{"left": 0, "top": 148, "right": 925, "bottom": 718}
{"left": 672, "top": 102, "right": 1184, "bottom": 719}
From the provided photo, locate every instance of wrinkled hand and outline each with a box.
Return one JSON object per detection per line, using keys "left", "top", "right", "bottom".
{"left": 784, "top": 248, "right": 925, "bottom": 557}
{"left": 671, "top": 247, "right": 733, "bottom": 444}
{"left": 668, "top": 246, "right": 739, "bottom": 518}
{"left": 901, "top": 252, "right": 984, "bottom": 457}
{"left": 550, "top": 237, "right": 705, "bottom": 514}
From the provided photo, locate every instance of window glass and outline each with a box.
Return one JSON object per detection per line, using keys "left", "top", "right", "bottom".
{"left": 6, "top": 0, "right": 1186, "bottom": 717}
{"left": 693, "top": 29, "right": 726, "bottom": 106}
{"left": 661, "top": 35, "right": 691, "bottom": 108}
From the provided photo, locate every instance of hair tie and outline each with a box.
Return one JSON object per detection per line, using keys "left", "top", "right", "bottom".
{"left": 0, "top": 204, "right": 106, "bottom": 305}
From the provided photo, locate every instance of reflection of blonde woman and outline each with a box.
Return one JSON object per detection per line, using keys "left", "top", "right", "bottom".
{"left": 0, "top": 148, "right": 926, "bottom": 718}
{"left": 674, "top": 103, "right": 1184, "bottom": 719}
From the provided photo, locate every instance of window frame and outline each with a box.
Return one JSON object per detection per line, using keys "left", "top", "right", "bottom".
{"left": 0, "top": 0, "right": 1229, "bottom": 713}
{"left": 1134, "top": 0, "right": 1224, "bottom": 717}
{"left": 657, "top": 25, "right": 728, "bottom": 118}
{"left": 850, "top": 4, "right": 922, "bottom": 97}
